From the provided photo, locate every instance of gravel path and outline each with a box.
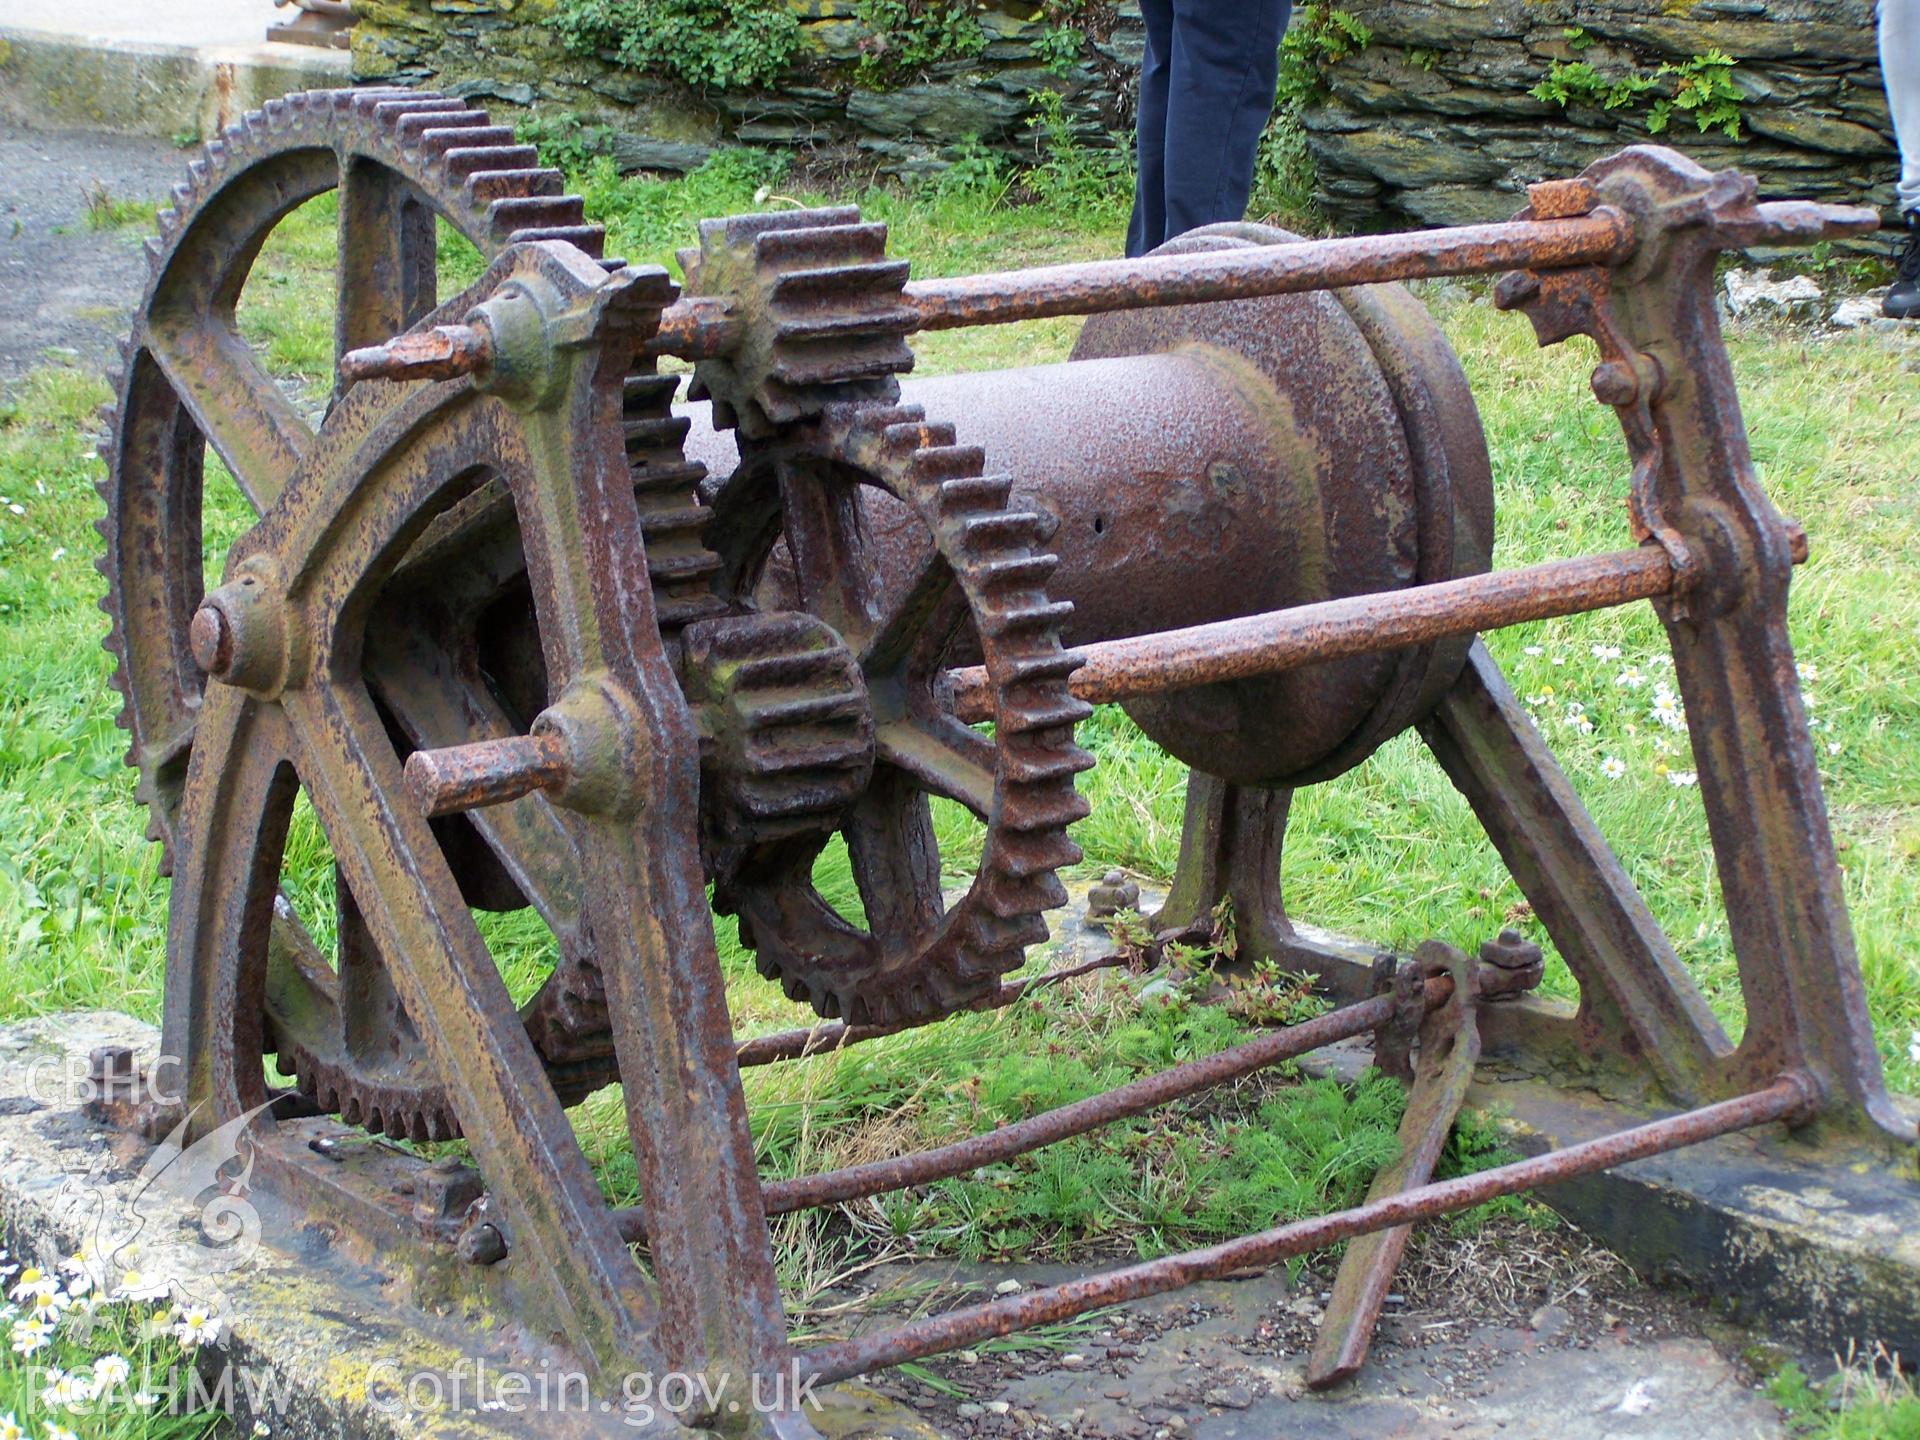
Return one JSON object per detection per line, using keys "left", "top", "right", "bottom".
{"left": 0, "top": 125, "right": 188, "bottom": 387}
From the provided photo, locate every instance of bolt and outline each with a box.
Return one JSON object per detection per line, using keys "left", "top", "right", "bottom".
{"left": 414, "top": 1156, "right": 485, "bottom": 1223}
{"left": 89, "top": 1044, "right": 135, "bottom": 1084}
{"left": 1479, "top": 929, "right": 1543, "bottom": 970}
{"left": 188, "top": 605, "right": 231, "bottom": 675}
{"left": 1589, "top": 361, "right": 1639, "bottom": 408}
{"left": 190, "top": 569, "right": 284, "bottom": 691}
{"left": 1087, "top": 869, "right": 1140, "bottom": 922}
{"left": 1492, "top": 271, "right": 1540, "bottom": 311}
{"left": 458, "top": 1222, "right": 508, "bottom": 1266}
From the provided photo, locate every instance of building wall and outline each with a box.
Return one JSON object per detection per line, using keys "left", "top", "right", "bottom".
{"left": 349, "top": 0, "right": 1899, "bottom": 221}
{"left": 1303, "top": 0, "right": 1896, "bottom": 228}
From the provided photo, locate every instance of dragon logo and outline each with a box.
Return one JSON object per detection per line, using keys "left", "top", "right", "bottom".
{"left": 57, "top": 1096, "right": 282, "bottom": 1315}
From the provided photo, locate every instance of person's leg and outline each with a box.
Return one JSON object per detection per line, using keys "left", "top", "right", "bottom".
{"left": 1882, "top": 0, "right": 1920, "bottom": 213}
{"left": 1158, "top": 0, "right": 1292, "bottom": 245}
{"left": 1126, "top": 0, "right": 1176, "bottom": 258}
{"left": 1879, "top": 0, "right": 1920, "bottom": 316}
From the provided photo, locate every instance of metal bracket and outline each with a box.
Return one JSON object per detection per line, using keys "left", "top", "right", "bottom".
{"left": 1310, "top": 940, "right": 1483, "bottom": 1388}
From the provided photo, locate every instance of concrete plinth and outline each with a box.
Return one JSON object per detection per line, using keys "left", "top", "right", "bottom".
{"left": 0, "top": 0, "right": 348, "bottom": 141}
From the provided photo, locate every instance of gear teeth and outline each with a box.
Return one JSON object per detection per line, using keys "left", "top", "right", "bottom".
{"left": 753, "top": 220, "right": 890, "bottom": 266}
{"left": 990, "top": 832, "right": 1085, "bottom": 880}
{"left": 997, "top": 692, "right": 1094, "bottom": 733}
{"left": 103, "top": 87, "right": 631, "bottom": 1146}
{"left": 981, "top": 873, "right": 1070, "bottom": 919}
{"left": 727, "top": 402, "right": 1085, "bottom": 1027}
{"left": 925, "top": 455, "right": 997, "bottom": 492}
{"left": 396, "top": 108, "right": 491, "bottom": 145}
{"left": 467, "top": 169, "right": 563, "bottom": 206}
{"left": 955, "top": 512, "right": 1049, "bottom": 553}
{"left": 993, "top": 650, "right": 1085, "bottom": 687}
{"left": 487, "top": 194, "right": 587, "bottom": 236}
{"left": 437, "top": 137, "right": 532, "bottom": 171}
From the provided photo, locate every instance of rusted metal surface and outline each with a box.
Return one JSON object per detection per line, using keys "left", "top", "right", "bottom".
{"left": 1309, "top": 942, "right": 1482, "bottom": 1389}
{"left": 98, "top": 96, "right": 1911, "bottom": 1429}
{"left": 802, "top": 1073, "right": 1819, "bottom": 1382}
{"left": 403, "top": 731, "right": 570, "bottom": 818}
{"left": 338, "top": 323, "right": 492, "bottom": 384}
{"left": 947, "top": 539, "right": 1797, "bottom": 721}
{"left": 900, "top": 211, "right": 1638, "bottom": 332}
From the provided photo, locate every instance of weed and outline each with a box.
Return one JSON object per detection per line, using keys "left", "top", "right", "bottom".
{"left": 1275, "top": 5, "right": 1373, "bottom": 109}
{"left": 853, "top": 0, "right": 987, "bottom": 83}
{"left": 1021, "top": 90, "right": 1131, "bottom": 221}
{"left": 555, "top": 0, "right": 800, "bottom": 90}
{"left": 1771, "top": 1344, "right": 1920, "bottom": 1438}
{"left": 79, "top": 184, "right": 150, "bottom": 232}
{"left": 1532, "top": 47, "right": 1744, "bottom": 140}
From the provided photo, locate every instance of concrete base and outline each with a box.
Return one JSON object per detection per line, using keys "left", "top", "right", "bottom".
{"left": 0, "top": 1012, "right": 937, "bottom": 1439}
{"left": 0, "top": 0, "right": 348, "bottom": 142}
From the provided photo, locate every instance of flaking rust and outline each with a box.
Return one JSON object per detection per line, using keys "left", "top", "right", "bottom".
{"left": 89, "top": 87, "right": 1910, "bottom": 1438}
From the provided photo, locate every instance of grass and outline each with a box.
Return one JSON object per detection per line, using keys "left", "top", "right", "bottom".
{"left": 0, "top": 137, "right": 1915, "bottom": 1416}
{"left": 0, "top": 1250, "right": 226, "bottom": 1439}
{"left": 1772, "top": 1346, "right": 1920, "bottom": 1438}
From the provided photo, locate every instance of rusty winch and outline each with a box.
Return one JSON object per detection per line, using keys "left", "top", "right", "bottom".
{"left": 95, "top": 88, "right": 1913, "bottom": 1434}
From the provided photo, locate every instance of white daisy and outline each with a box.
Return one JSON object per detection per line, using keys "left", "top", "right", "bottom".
{"left": 171, "top": 1304, "right": 223, "bottom": 1349}
{"left": 1666, "top": 770, "right": 1699, "bottom": 788}
{"left": 116, "top": 1269, "right": 171, "bottom": 1303}
{"left": 1600, "top": 756, "right": 1626, "bottom": 780}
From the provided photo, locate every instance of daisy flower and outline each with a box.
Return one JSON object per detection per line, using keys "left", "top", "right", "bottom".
{"left": 1600, "top": 756, "right": 1626, "bottom": 780}
{"left": 10, "top": 1268, "right": 57, "bottom": 1304}
{"left": 92, "top": 1353, "right": 132, "bottom": 1391}
{"left": 171, "top": 1304, "right": 223, "bottom": 1349}
{"left": 116, "top": 1269, "right": 170, "bottom": 1303}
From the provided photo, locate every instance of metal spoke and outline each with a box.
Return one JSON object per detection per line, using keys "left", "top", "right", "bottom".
{"left": 335, "top": 158, "right": 438, "bottom": 397}
{"left": 777, "top": 457, "right": 886, "bottom": 652}
{"left": 860, "top": 542, "right": 957, "bottom": 675}
{"left": 874, "top": 714, "right": 997, "bottom": 817}
{"left": 284, "top": 679, "right": 660, "bottom": 1369}
{"left": 843, "top": 770, "right": 945, "bottom": 950}
{"left": 158, "top": 686, "right": 297, "bottom": 1121}
{"left": 140, "top": 323, "right": 310, "bottom": 513}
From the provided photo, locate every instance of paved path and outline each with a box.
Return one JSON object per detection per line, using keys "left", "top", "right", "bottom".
{"left": 0, "top": 124, "right": 185, "bottom": 387}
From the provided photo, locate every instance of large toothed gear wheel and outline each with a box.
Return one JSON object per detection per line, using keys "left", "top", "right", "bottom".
{"left": 705, "top": 402, "right": 1095, "bottom": 1026}
{"left": 96, "top": 88, "right": 717, "bottom": 1139}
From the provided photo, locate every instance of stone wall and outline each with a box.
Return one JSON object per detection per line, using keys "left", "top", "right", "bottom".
{"left": 350, "top": 0, "right": 1145, "bottom": 176}
{"left": 1301, "top": 0, "right": 1897, "bottom": 228}
{"left": 349, "top": 0, "right": 1899, "bottom": 225}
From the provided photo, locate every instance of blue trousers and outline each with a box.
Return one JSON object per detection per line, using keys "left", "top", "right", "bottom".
{"left": 1126, "top": 0, "right": 1294, "bottom": 257}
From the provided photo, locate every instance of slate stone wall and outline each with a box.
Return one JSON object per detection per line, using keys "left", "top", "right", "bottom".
{"left": 350, "top": 0, "right": 1899, "bottom": 224}
{"left": 1302, "top": 0, "right": 1898, "bottom": 227}
{"left": 350, "top": 0, "right": 1146, "bottom": 176}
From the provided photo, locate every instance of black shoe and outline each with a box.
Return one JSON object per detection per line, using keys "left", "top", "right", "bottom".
{"left": 1888, "top": 210, "right": 1920, "bottom": 320}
